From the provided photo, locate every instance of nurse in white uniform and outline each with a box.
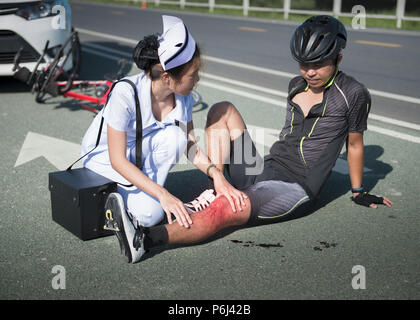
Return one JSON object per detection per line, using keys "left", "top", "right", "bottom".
{"left": 80, "top": 16, "right": 247, "bottom": 232}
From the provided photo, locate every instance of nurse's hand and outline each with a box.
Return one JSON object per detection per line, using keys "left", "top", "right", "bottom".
{"left": 212, "top": 170, "right": 248, "bottom": 213}
{"left": 159, "top": 190, "right": 193, "bottom": 228}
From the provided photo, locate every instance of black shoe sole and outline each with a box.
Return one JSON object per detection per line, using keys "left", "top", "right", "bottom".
{"left": 105, "top": 194, "right": 132, "bottom": 263}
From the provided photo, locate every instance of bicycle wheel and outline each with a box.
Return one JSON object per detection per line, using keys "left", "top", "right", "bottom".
{"left": 35, "top": 31, "right": 81, "bottom": 102}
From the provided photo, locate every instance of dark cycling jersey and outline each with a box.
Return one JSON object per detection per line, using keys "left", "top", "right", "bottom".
{"left": 266, "top": 70, "right": 371, "bottom": 200}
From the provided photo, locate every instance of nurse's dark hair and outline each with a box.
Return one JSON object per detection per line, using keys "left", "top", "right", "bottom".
{"left": 133, "top": 34, "right": 200, "bottom": 81}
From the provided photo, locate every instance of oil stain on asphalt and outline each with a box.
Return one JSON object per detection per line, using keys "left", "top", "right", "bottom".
{"left": 313, "top": 241, "right": 338, "bottom": 251}
{"left": 230, "top": 240, "right": 284, "bottom": 249}
{"left": 230, "top": 239, "right": 338, "bottom": 252}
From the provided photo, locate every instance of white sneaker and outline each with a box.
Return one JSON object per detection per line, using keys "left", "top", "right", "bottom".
{"left": 184, "top": 189, "right": 216, "bottom": 213}
{"left": 104, "top": 193, "right": 145, "bottom": 263}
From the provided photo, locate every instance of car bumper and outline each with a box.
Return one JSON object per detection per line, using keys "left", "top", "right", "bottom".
{"left": 0, "top": 13, "right": 71, "bottom": 76}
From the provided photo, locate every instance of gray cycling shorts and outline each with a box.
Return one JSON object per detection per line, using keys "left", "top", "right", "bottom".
{"left": 226, "top": 130, "right": 310, "bottom": 222}
{"left": 244, "top": 180, "right": 309, "bottom": 222}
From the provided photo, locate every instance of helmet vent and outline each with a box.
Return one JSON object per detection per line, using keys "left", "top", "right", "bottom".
{"left": 313, "top": 35, "right": 324, "bottom": 49}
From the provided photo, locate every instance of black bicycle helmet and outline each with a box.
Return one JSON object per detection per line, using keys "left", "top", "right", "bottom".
{"left": 290, "top": 15, "right": 347, "bottom": 63}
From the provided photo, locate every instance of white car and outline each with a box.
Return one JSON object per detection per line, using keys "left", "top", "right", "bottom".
{"left": 0, "top": 0, "right": 75, "bottom": 76}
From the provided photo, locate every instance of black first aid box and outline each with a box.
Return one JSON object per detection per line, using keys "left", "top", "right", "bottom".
{"left": 49, "top": 168, "right": 117, "bottom": 241}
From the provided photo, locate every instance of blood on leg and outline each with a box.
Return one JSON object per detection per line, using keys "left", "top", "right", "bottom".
{"left": 166, "top": 196, "right": 251, "bottom": 245}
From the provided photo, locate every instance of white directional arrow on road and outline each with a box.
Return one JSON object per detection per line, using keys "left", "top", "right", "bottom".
{"left": 14, "top": 132, "right": 82, "bottom": 170}
{"left": 14, "top": 129, "right": 371, "bottom": 175}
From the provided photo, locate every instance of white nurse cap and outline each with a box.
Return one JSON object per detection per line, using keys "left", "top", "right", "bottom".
{"left": 158, "top": 15, "right": 196, "bottom": 71}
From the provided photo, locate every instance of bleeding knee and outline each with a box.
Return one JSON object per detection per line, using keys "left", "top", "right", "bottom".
{"left": 205, "top": 196, "right": 248, "bottom": 227}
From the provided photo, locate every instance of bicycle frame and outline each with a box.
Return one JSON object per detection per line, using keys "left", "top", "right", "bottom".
{"left": 13, "top": 31, "right": 202, "bottom": 114}
{"left": 13, "top": 31, "right": 123, "bottom": 113}
{"left": 56, "top": 80, "right": 113, "bottom": 105}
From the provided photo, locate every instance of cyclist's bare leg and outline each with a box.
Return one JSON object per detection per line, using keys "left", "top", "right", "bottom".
{"left": 166, "top": 195, "right": 251, "bottom": 244}
{"left": 205, "top": 101, "right": 247, "bottom": 171}
{"left": 165, "top": 103, "right": 250, "bottom": 244}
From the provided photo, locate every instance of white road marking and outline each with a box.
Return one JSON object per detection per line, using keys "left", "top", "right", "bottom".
{"left": 76, "top": 27, "right": 137, "bottom": 44}
{"left": 368, "top": 89, "right": 420, "bottom": 105}
{"left": 201, "top": 72, "right": 288, "bottom": 98}
{"left": 78, "top": 28, "right": 420, "bottom": 103}
{"left": 368, "top": 114, "right": 420, "bottom": 131}
{"left": 199, "top": 79, "right": 285, "bottom": 107}
{"left": 79, "top": 36, "right": 420, "bottom": 143}
{"left": 199, "top": 80, "right": 420, "bottom": 144}
{"left": 204, "top": 57, "right": 420, "bottom": 106}
{"left": 14, "top": 129, "right": 365, "bottom": 175}
{"left": 367, "top": 125, "right": 420, "bottom": 144}
{"left": 15, "top": 132, "right": 81, "bottom": 170}
{"left": 77, "top": 27, "right": 420, "bottom": 106}
{"left": 201, "top": 73, "right": 420, "bottom": 131}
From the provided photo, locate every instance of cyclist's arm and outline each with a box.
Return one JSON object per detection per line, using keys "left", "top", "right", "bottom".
{"left": 346, "top": 132, "right": 394, "bottom": 208}
{"left": 347, "top": 132, "right": 364, "bottom": 198}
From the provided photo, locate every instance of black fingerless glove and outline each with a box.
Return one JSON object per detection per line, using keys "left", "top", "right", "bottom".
{"left": 352, "top": 192, "right": 384, "bottom": 207}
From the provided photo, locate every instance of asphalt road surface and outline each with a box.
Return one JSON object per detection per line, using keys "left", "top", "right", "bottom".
{"left": 0, "top": 0, "right": 419, "bottom": 302}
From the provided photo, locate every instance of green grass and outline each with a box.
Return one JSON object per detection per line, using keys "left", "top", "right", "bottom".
{"left": 80, "top": 0, "right": 420, "bottom": 31}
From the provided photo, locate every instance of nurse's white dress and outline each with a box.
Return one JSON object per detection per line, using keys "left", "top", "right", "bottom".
{"left": 80, "top": 72, "right": 194, "bottom": 227}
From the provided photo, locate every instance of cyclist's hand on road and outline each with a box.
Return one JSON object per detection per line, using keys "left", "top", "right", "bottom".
{"left": 352, "top": 192, "right": 394, "bottom": 209}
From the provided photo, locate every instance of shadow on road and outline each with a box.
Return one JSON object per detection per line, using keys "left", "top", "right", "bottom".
{"left": 0, "top": 76, "right": 30, "bottom": 93}
{"left": 316, "top": 145, "right": 393, "bottom": 209}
